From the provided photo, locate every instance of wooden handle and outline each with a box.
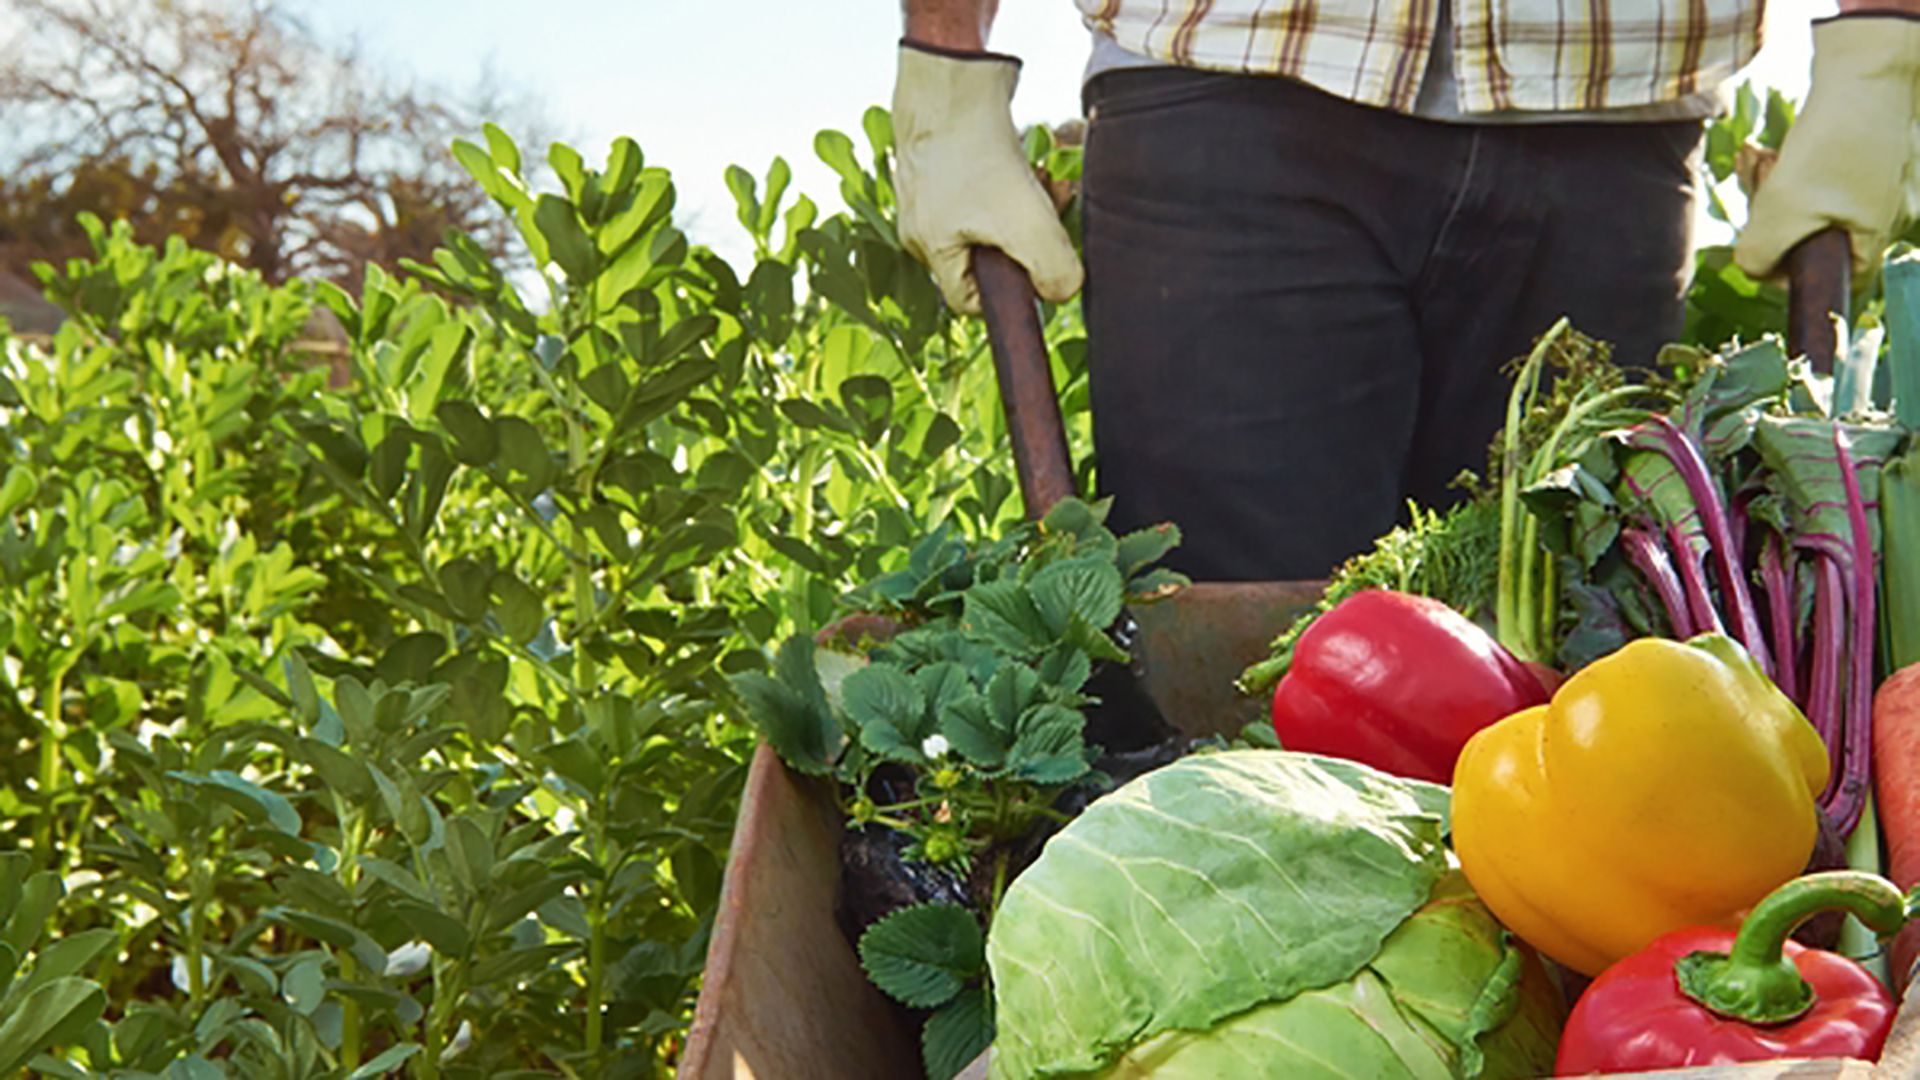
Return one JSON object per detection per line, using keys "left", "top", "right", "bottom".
{"left": 973, "top": 246, "right": 1076, "bottom": 519}
{"left": 1786, "top": 228, "right": 1852, "bottom": 377}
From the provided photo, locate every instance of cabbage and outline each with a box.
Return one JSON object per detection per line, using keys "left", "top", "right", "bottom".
{"left": 985, "top": 751, "right": 1562, "bottom": 1079}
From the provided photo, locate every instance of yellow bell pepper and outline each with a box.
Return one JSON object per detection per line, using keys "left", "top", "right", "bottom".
{"left": 1453, "top": 634, "right": 1829, "bottom": 976}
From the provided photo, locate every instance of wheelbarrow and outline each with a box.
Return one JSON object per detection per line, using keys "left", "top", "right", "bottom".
{"left": 679, "top": 232, "right": 1895, "bottom": 1079}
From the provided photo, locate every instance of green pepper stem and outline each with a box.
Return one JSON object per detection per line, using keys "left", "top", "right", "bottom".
{"left": 1675, "top": 871, "right": 1907, "bottom": 1026}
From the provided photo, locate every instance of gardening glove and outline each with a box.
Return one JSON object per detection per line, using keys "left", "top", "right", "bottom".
{"left": 892, "top": 42, "right": 1083, "bottom": 314}
{"left": 1736, "top": 14, "right": 1920, "bottom": 280}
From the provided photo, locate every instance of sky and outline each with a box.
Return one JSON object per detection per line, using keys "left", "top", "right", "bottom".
{"left": 303, "top": 1, "right": 1823, "bottom": 267}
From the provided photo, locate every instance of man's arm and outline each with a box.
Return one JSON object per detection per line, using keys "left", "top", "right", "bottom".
{"left": 902, "top": 0, "right": 1001, "bottom": 52}
{"left": 1736, "top": 0, "right": 1920, "bottom": 277}
{"left": 889, "top": 0, "right": 1081, "bottom": 312}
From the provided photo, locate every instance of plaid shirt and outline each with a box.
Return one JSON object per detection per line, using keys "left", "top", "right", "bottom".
{"left": 1076, "top": 0, "right": 1766, "bottom": 114}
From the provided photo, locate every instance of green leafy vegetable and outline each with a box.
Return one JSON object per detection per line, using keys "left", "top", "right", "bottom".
{"left": 985, "top": 751, "right": 1560, "bottom": 1080}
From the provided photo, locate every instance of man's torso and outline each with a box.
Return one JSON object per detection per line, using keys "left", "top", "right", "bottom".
{"left": 1077, "top": 0, "right": 1765, "bottom": 118}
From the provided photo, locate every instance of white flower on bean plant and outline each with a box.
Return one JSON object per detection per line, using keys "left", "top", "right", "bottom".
{"left": 170, "top": 954, "right": 214, "bottom": 991}
{"left": 385, "top": 940, "right": 432, "bottom": 977}
{"left": 921, "top": 734, "right": 950, "bottom": 759}
{"left": 441, "top": 1020, "right": 474, "bottom": 1061}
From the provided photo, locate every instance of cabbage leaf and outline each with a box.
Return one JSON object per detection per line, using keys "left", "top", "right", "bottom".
{"left": 986, "top": 751, "right": 1453, "bottom": 1078}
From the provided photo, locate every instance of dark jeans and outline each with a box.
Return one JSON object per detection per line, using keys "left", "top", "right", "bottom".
{"left": 1082, "top": 68, "right": 1702, "bottom": 581}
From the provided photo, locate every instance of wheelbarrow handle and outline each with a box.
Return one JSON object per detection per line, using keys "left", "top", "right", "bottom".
{"left": 1786, "top": 227, "right": 1851, "bottom": 377}
{"left": 973, "top": 246, "right": 1077, "bottom": 519}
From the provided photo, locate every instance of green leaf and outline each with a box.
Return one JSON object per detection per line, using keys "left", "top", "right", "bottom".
{"left": 357, "top": 856, "right": 434, "bottom": 905}
{"left": 581, "top": 364, "right": 629, "bottom": 414}
{"left": 452, "top": 139, "right": 502, "bottom": 198}
{"left": 490, "top": 572, "right": 544, "bottom": 645}
{"left": 377, "top": 632, "right": 445, "bottom": 685}
{"left": 624, "top": 357, "right": 720, "bottom": 430}
{"left": 0, "top": 854, "right": 28, "bottom": 920}
{"left": 284, "top": 652, "right": 321, "bottom": 727}
{"left": 1042, "top": 497, "right": 1108, "bottom": 542}
{"left": 435, "top": 400, "right": 498, "bottom": 466}
{"left": 919, "top": 414, "right": 962, "bottom": 461}
{"left": 1034, "top": 645, "right": 1093, "bottom": 697}
{"left": 839, "top": 374, "right": 893, "bottom": 445}
{"left": 446, "top": 817, "right": 494, "bottom": 891}
{"left": 469, "top": 944, "right": 573, "bottom": 986}
{"left": 535, "top": 195, "right": 596, "bottom": 282}
{"left": 0, "top": 977, "right": 105, "bottom": 1074}
{"left": 348, "top": 1042, "right": 420, "bottom": 1080}
{"left": 483, "top": 123, "right": 523, "bottom": 175}
{"left": 937, "top": 691, "right": 1005, "bottom": 769}
{"left": 549, "top": 142, "right": 587, "bottom": 201}
{"left": 0, "top": 465, "right": 38, "bottom": 517}
{"left": 438, "top": 557, "right": 495, "bottom": 621}
{"left": 725, "top": 164, "right": 759, "bottom": 232}
{"left": 962, "top": 580, "right": 1048, "bottom": 654}
{"left": 1115, "top": 523, "right": 1181, "bottom": 576}
{"left": 923, "top": 987, "right": 995, "bottom": 1080}
{"left": 778, "top": 398, "right": 837, "bottom": 430}
{"left": 730, "top": 637, "right": 841, "bottom": 775}
{"left": 1127, "top": 567, "right": 1188, "bottom": 599}
{"left": 370, "top": 431, "right": 409, "bottom": 500}
{"left": 486, "top": 877, "right": 574, "bottom": 935}
{"left": 299, "top": 739, "right": 373, "bottom": 801}
{"left": 395, "top": 902, "right": 472, "bottom": 957}
{"left": 173, "top": 771, "right": 301, "bottom": 836}
{"left": 1007, "top": 704, "right": 1088, "bottom": 784}
{"left": 162, "top": 1055, "right": 226, "bottom": 1080}
{"left": 493, "top": 416, "right": 554, "bottom": 493}
{"left": 2, "top": 872, "right": 59, "bottom": 956}
{"left": 984, "top": 664, "right": 1044, "bottom": 728}
{"left": 916, "top": 662, "right": 974, "bottom": 721}
{"left": 1063, "top": 616, "right": 1130, "bottom": 664}
{"left": 16, "top": 930, "right": 114, "bottom": 997}
{"left": 282, "top": 957, "right": 325, "bottom": 1017}
{"left": 844, "top": 663, "right": 930, "bottom": 762}
{"left": 541, "top": 736, "right": 607, "bottom": 794}
{"left": 1029, "top": 557, "right": 1124, "bottom": 638}
{"left": 266, "top": 909, "right": 388, "bottom": 977}
{"left": 857, "top": 903, "right": 983, "bottom": 1009}
{"left": 655, "top": 314, "right": 720, "bottom": 367}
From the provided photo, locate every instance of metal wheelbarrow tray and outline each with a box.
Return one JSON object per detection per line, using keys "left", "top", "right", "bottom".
{"left": 681, "top": 235, "right": 1920, "bottom": 1078}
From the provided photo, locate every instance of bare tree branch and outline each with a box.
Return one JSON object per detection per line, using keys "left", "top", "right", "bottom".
{"left": 0, "top": 0, "right": 549, "bottom": 285}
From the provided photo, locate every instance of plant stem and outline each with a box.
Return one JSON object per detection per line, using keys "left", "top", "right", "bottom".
{"left": 586, "top": 894, "right": 607, "bottom": 1057}
{"left": 1496, "top": 322, "right": 1562, "bottom": 662}
{"left": 186, "top": 856, "right": 210, "bottom": 1016}
{"left": 873, "top": 793, "right": 951, "bottom": 814}
{"left": 34, "top": 666, "right": 67, "bottom": 867}
{"left": 1675, "top": 871, "right": 1906, "bottom": 1024}
{"left": 338, "top": 809, "right": 367, "bottom": 1070}
{"left": 585, "top": 791, "right": 609, "bottom": 1060}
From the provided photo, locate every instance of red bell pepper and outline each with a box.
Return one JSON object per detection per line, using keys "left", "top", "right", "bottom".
{"left": 1556, "top": 871, "right": 1906, "bottom": 1074}
{"left": 1269, "top": 589, "right": 1546, "bottom": 784}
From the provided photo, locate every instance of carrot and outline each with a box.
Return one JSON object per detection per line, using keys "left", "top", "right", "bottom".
{"left": 1872, "top": 663, "right": 1920, "bottom": 991}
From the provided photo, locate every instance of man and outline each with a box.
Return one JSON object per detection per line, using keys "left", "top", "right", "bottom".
{"left": 892, "top": 0, "right": 1920, "bottom": 581}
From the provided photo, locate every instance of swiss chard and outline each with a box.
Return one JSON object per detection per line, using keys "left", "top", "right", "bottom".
{"left": 1509, "top": 329, "right": 1905, "bottom": 836}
